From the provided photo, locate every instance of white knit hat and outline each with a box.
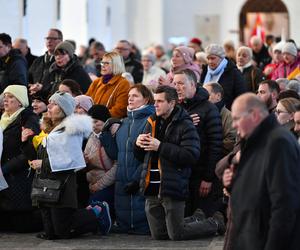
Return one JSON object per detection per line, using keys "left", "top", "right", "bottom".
{"left": 3, "top": 85, "right": 29, "bottom": 107}
{"left": 282, "top": 42, "right": 298, "bottom": 57}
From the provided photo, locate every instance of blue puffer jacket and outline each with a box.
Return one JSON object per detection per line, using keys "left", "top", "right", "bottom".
{"left": 115, "top": 105, "right": 154, "bottom": 234}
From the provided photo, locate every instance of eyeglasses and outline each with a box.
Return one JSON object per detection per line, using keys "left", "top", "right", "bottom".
{"left": 275, "top": 109, "right": 289, "bottom": 115}
{"left": 100, "top": 61, "right": 111, "bottom": 66}
{"left": 115, "top": 47, "right": 129, "bottom": 51}
{"left": 44, "top": 37, "right": 61, "bottom": 41}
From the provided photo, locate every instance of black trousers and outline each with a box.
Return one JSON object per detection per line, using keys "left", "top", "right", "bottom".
{"left": 40, "top": 207, "right": 98, "bottom": 239}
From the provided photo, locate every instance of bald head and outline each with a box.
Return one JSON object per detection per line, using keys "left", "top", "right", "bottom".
{"left": 232, "top": 93, "right": 269, "bottom": 138}
{"left": 250, "top": 36, "right": 263, "bottom": 53}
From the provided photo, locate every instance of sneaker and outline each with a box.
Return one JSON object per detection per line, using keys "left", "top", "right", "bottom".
{"left": 193, "top": 208, "right": 206, "bottom": 221}
{"left": 184, "top": 208, "right": 206, "bottom": 224}
{"left": 97, "top": 201, "right": 112, "bottom": 235}
{"left": 212, "top": 211, "right": 226, "bottom": 235}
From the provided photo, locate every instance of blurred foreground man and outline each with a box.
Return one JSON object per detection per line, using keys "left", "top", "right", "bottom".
{"left": 228, "top": 93, "right": 300, "bottom": 250}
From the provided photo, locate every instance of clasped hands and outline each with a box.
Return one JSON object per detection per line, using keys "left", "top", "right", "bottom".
{"left": 136, "top": 133, "right": 160, "bottom": 151}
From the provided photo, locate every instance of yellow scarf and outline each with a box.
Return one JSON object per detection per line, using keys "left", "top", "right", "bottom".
{"left": 32, "top": 130, "right": 48, "bottom": 150}
{"left": 0, "top": 108, "right": 25, "bottom": 130}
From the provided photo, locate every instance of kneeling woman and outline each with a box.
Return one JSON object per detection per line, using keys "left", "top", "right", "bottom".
{"left": 25, "top": 92, "right": 111, "bottom": 239}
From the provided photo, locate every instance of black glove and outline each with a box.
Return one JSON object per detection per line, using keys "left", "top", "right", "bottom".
{"left": 102, "top": 118, "right": 122, "bottom": 132}
{"left": 124, "top": 181, "right": 140, "bottom": 195}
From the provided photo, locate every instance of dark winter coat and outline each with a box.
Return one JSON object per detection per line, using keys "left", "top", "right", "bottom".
{"left": 201, "top": 59, "right": 247, "bottom": 109}
{"left": 253, "top": 45, "right": 272, "bottom": 70}
{"left": 43, "top": 56, "right": 92, "bottom": 96}
{"left": 0, "top": 108, "right": 40, "bottom": 211}
{"left": 25, "top": 48, "right": 38, "bottom": 68}
{"left": 0, "top": 49, "right": 28, "bottom": 92}
{"left": 114, "top": 105, "right": 155, "bottom": 234}
{"left": 28, "top": 52, "right": 55, "bottom": 85}
{"left": 230, "top": 114, "right": 300, "bottom": 250}
{"left": 240, "top": 65, "right": 265, "bottom": 93}
{"left": 124, "top": 54, "right": 144, "bottom": 83}
{"left": 180, "top": 87, "right": 223, "bottom": 183}
{"left": 137, "top": 105, "right": 200, "bottom": 201}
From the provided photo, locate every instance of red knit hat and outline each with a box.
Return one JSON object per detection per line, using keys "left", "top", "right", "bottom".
{"left": 189, "top": 37, "right": 202, "bottom": 46}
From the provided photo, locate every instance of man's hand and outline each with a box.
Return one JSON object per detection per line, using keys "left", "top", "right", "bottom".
{"left": 21, "top": 127, "right": 35, "bottom": 142}
{"left": 190, "top": 113, "right": 200, "bottom": 126}
{"left": 223, "top": 167, "right": 234, "bottom": 188}
{"left": 199, "top": 180, "right": 212, "bottom": 197}
{"left": 136, "top": 133, "right": 160, "bottom": 151}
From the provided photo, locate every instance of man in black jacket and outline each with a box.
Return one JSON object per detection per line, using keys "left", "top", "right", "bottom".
{"left": 136, "top": 85, "right": 225, "bottom": 240}
{"left": 0, "top": 33, "right": 28, "bottom": 92}
{"left": 174, "top": 69, "right": 223, "bottom": 217}
{"left": 28, "top": 28, "right": 63, "bottom": 95}
{"left": 226, "top": 93, "right": 300, "bottom": 250}
{"left": 114, "top": 40, "right": 143, "bottom": 83}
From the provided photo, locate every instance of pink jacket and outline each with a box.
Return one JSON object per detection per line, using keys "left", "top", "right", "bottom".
{"left": 272, "top": 57, "right": 300, "bottom": 80}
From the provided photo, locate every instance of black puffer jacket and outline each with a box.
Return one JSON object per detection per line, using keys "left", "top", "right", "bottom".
{"left": 180, "top": 87, "right": 223, "bottom": 182}
{"left": 137, "top": 105, "right": 200, "bottom": 200}
{"left": 201, "top": 59, "right": 247, "bottom": 109}
{"left": 42, "top": 56, "right": 92, "bottom": 96}
{"left": 0, "top": 108, "right": 40, "bottom": 211}
{"left": 0, "top": 49, "right": 28, "bottom": 92}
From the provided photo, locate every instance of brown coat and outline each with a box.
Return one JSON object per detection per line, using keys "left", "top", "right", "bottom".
{"left": 86, "top": 74, "right": 130, "bottom": 118}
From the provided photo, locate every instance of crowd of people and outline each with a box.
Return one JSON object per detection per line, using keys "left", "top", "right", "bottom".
{"left": 0, "top": 28, "right": 300, "bottom": 249}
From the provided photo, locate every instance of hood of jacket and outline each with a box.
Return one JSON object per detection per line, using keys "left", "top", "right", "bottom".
{"left": 53, "top": 113, "right": 93, "bottom": 138}
{"left": 127, "top": 104, "right": 155, "bottom": 120}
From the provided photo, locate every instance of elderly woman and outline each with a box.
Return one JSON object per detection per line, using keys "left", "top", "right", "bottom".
{"left": 0, "top": 85, "right": 41, "bottom": 233}
{"left": 158, "top": 46, "right": 201, "bottom": 86}
{"left": 40, "top": 41, "right": 92, "bottom": 96}
{"left": 272, "top": 42, "right": 300, "bottom": 80}
{"left": 86, "top": 51, "right": 130, "bottom": 118}
{"left": 22, "top": 92, "right": 111, "bottom": 239}
{"left": 201, "top": 44, "right": 246, "bottom": 109}
{"left": 141, "top": 52, "right": 166, "bottom": 91}
{"left": 102, "top": 84, "right": 155, "bottom": 234}
{"left": 275, "top": 97, "right": 300, "bottom": 136}
{"left": 236, "top": 46, "right": 265, "bottom": 93}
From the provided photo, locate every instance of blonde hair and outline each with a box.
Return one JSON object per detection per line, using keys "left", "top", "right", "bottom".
{"left": 103, "top": 51, "right": 126, "bottom": 75}
{"left": 279, "top": 97, "right": 300, "bottom": 114}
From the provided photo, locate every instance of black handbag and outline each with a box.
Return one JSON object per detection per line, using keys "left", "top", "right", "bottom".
{"left": 31, "top": 177, "right": 65, "bottom": 203}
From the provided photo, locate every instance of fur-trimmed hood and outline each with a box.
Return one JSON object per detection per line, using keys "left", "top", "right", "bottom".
{"left": 53, "top": 114, "right": 93, "bottom": 138}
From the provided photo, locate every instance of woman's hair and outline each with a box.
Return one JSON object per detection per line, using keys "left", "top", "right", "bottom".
{"left": 236, "top": 46, "right": 253, "bottom": 59}
{"left": 59, "top": 79, "right": 82, "bottom": 96}
{"left": 129, "top": 84, "right": 154, "bottom": 105}
{"left": 103, "top": 51, "right": 126, "bottom": 75}
{"left": 279, "top": 97, "right": 300, "bottom": 114}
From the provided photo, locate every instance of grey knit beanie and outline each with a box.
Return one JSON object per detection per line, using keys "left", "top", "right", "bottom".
{"left": 205, "top": 44, "right": 226, "bottom": 59}
{"left": 54, "top": 41, "right": 75, "bottom": 58}
{"left": 49, "top": 91, "right": 76, "bottom": 116}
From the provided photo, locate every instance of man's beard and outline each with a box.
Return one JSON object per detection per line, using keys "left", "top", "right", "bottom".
{"left": 266, "top": 95, "right": 273, "bottom": 109}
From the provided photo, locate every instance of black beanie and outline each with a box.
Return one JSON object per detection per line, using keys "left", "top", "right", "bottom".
{"left": 88, "top": 104, "right": 111, "bottom": 122}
